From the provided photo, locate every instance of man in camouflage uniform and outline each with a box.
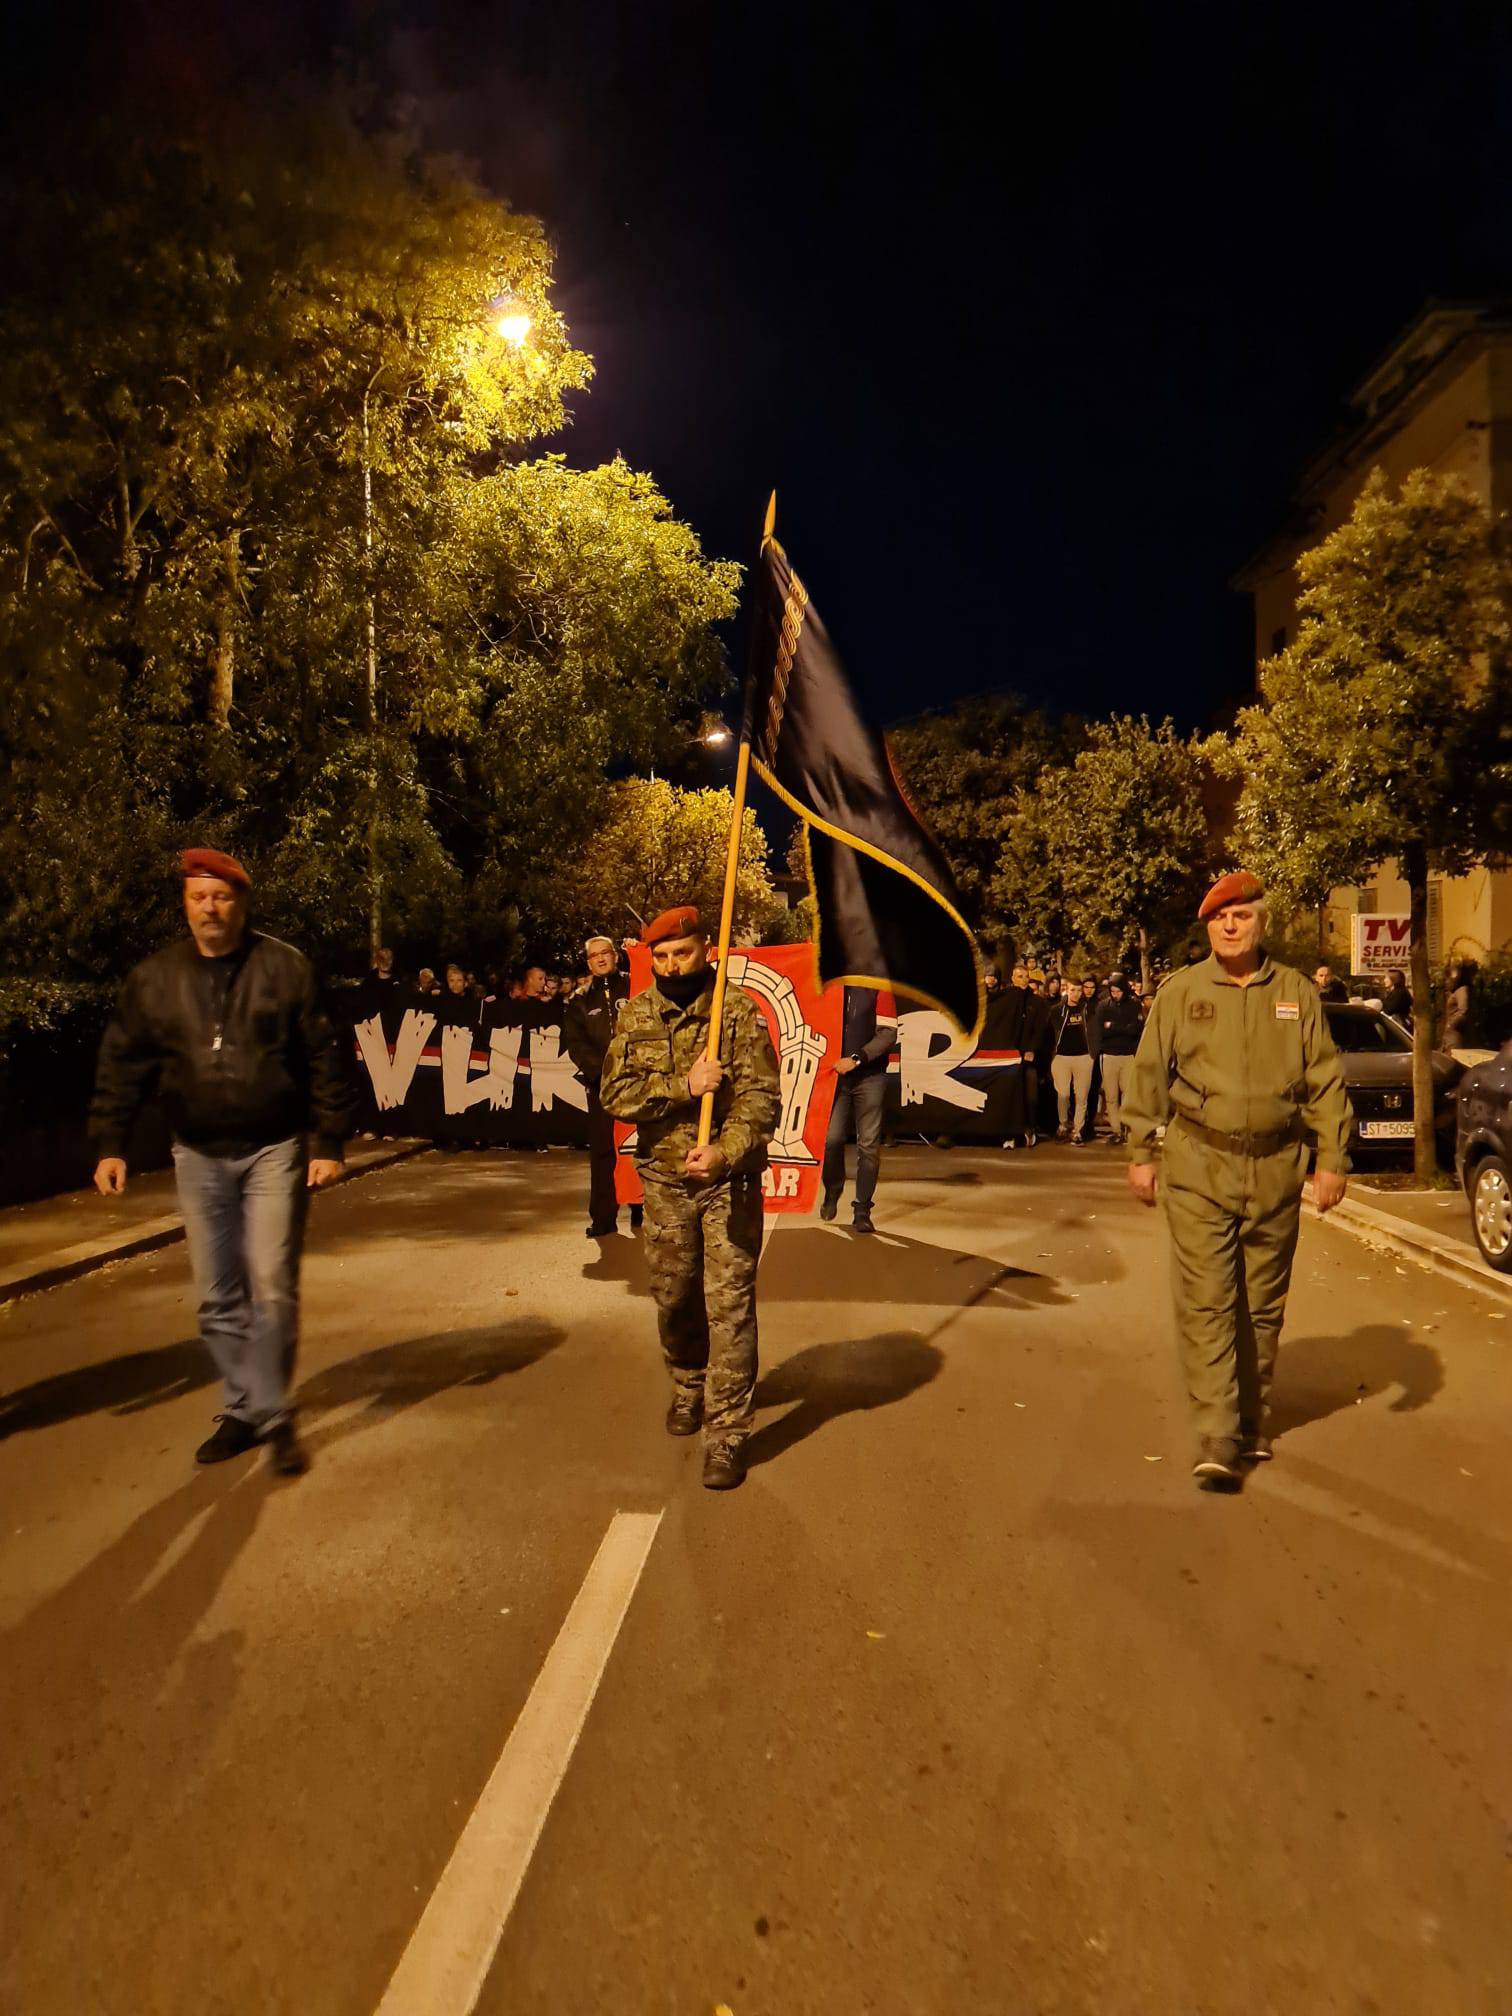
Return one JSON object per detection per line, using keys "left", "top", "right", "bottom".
{"left": 1123, "top": 871, "right": 1353, "bottom": 1491}
{"left": 599, "top": 906, "right": 780, "bottom": 1491}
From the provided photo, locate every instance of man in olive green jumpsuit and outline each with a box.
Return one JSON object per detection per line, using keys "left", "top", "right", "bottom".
{"left": 599, "top": 905, "right": 780, "bottom": 1491}
{"left": 1123, "top": 872, "right": 1353, "bottom": 1489}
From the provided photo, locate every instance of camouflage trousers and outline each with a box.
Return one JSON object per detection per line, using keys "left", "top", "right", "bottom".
{"left": 640, "top": 1168, "right": 764, "bottom": 1445}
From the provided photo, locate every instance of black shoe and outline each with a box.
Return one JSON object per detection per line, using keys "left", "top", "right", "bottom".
{"left": 195, "top": 1415, "right": 259, "bottom": 1466}
{"left": 585, "top": 1218, "right": 618, "bottom": 1238}
{"left": 819, "top": 1190, "right": 840, "bottom": 1222}
{"left": 702, "top": 1440, "right": 747, "bottom": 1490}
{"left": 1193, "top": 1437, "right": 1243, "bottom": 1491}
{"left": 264, "top": 1419, "right": 308, "bottom": 1478}
{"left": 1239, "top": 1431, "right": 1274, "bottom": 1463}
{"left": 629, "top": 1204, "right": 643, "bottom": 1230}
{"left": 666, "top": 1389, "right": 704, "bottom": 1437}
{"left": 851, "top": 1210, "right": 875, "bottom": 1235}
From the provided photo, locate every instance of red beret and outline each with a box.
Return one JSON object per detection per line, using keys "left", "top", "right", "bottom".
{"left": 180, "top": 847, "right": 251, "bottom": 891}
{"left": 1198, "top": 870, "right": 1263, "bottom": 920}
{"left": 641, "top": 905, "right": 703, "bottom": 946}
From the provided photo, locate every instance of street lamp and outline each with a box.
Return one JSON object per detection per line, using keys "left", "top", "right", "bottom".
{"left": 492, "top": 298, "right": 532, "bottom": 348}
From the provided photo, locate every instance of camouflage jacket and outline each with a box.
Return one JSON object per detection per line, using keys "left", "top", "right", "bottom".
{"left": 599, "top": 973, "right": 780, "bottom": 1179}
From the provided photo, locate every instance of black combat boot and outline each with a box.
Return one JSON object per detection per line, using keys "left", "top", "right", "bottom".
{"left": 666, "top": 1388, "right": 704, "bottom": 1437}
{"left": 819, "top": 1190, "right": 840, "bottom": 1221}
{"left": 851, "top": 1207, "right": 875, "bottom": 1235}
{"left": 702, "top": 1440, "right": 747, "bottom": 1490}
{"left": 195, "top": 1415, "right": 259, "bottom": 1466}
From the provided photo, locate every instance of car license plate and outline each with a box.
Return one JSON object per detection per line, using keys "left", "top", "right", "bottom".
{"left": 1358, "top": 1120, "right": 1414, "bottom": 1139}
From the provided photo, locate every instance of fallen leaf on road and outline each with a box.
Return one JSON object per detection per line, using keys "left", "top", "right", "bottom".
{"left": 1143, "top": 1455, "right": 1163, "bottom": 1463}
{"left": 1014, "top": 1401, "right": 1027, "bottom": 1409}
{"left": 505, "top": 1288, "right": 518, "bottom": 1297}
{"left": 1460, "top": 1469, "right": 1474, "bottom": 1477}
{"left": 866, "top": 1631, "right": 886, "bottom": 1640}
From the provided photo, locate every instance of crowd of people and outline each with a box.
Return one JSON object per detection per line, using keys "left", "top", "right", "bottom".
{"left": 364, "top": 947, "right": 594, "bottom": 1009}
{"left": 982, "top": 962, "right": 1154, "bottom": 1148}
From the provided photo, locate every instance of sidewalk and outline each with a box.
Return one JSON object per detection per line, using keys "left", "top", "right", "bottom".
{"left": 1308, "top": 1174, "right": 1512, "bottom": 1305}
{"left": 0, "top": 1139, "right": 429, "bottom": 1305}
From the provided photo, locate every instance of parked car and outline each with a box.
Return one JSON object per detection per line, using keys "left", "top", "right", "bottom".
{"left": 1323, "top": 1004, "right": 1461, "bottom": 1160}
{"left": 1455, "top": 1049, "right": 1512, "bottom": 1271}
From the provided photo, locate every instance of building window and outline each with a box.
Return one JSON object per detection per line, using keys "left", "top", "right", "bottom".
{"left": 1270, "top": 625, "right": 1287, "bottom": 655}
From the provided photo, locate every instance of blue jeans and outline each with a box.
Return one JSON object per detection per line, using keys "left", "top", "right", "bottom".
{"left": 822, "top": 1070, "right": 887, "bottom": 1210}
{"left": 172, "top": 1137, "right": 308, "bottom": 1427}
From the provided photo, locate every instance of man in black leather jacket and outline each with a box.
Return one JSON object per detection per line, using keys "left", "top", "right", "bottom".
{"left": 90, "top": 848, "right": 352, "bottom": 1475}
{"left": 562, "top": 934, "right": 639, "bottom": 1237}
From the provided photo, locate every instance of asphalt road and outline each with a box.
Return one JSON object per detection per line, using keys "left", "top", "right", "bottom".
{"left": 1, "top": 1142, "right": 1508, "bottom": 2016}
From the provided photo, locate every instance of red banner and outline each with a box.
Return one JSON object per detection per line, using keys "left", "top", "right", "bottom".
{"left": 614, "top": 943, "right": 844, "bottom": 1213}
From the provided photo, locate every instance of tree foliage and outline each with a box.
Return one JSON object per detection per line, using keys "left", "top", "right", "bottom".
{"left": 0, "top": 97, "right": 738, "bottom": 981}
{"left": 888, "top": 694, "right": 1079, "bottom": 932}
{"left": 1211, "top": 468, "right": 1512, "bottom": 1177}
{"left": 1031, "top": 717, "right": 1214, "bottom": 980}
{"left": 544, "top": 779, "right": 778, "bottom": 950}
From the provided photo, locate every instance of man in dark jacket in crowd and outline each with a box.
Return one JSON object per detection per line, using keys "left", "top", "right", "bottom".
{"left": 1090, "top": 972, "right": 1143, "bottom": 1144}
{"left": 1001, "top": 962, "right": 1042, "bottom": 1149}
{"left": 90, "top": 848, "right": 352, "bottom": 1476}
{"left": 562, "top": 933, "right": 640, "bottom": 1238}
{"left": 1380, "top": 972, "right": 1412, "bottom": 1026}
{"left": 1314, "top": 962, "right": 1349, "bottom": 1004}
{"left": 819, "top": 985, "right": 898, "bottom": 1234}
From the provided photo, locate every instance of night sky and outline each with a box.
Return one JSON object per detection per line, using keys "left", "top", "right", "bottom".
{"left": 12, "top": 1, "right": 1512, "bottom": 731}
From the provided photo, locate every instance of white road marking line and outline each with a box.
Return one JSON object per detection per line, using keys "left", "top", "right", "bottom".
{"left": 374, "top": 1509, "right": 663, "bottom": 2016}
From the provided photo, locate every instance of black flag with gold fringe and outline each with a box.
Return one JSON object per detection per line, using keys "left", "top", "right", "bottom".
{"left": 744, "top": 502, "right": 983, "bottom": 1038}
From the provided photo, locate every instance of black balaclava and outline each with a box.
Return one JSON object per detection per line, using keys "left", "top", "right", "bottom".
{"left": 655, "top": 965, "right": 713, "bottom": 1008}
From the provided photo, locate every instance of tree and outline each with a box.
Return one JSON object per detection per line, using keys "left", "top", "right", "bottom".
{"left": 888, "top": 694, "right": 1080, "bottom": 950}
{"left": 0, "top": 99, "right": 737, "bottom": 983}
{"left": 1039, "top": 717, "right": 1213, "bottom": 986}
{"left": 543, "top": 779, "right": 778, "bottom": 949}
{"left": 1213, "top": 469, "right": 1512, "bottom": 1181}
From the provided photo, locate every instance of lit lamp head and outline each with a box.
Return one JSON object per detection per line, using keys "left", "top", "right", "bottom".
{"left": 492, "top": 297, "right": 532, "bottom": 348}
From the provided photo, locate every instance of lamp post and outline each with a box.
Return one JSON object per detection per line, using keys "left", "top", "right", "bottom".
{"left": 361, "top": 300, "right": 533, "bottom": 964}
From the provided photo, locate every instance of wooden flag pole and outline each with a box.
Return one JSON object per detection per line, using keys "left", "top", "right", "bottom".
{"left": 695, "top": 492, "right": 775, "bottom": 1149}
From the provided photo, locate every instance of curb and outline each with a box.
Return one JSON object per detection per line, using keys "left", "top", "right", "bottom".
{"left": 0, "top": 1140, "right": 431, "bottom": 1307}
{"left": 1305, "top": 1186, "right": 1512, "bottom": 1306}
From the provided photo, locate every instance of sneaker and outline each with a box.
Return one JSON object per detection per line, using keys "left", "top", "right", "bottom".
{"left": 819, "top": 1190, "right": 840, "bottom": 1222}
{"left": 1024, "top": 1130, "right": 1038, "bottom": 1150}
{"left": 1056, "top": 1126, "right": 1070, "bottom": 1142}
{"left": 851, "top": 1209, "right": 875, "bottom": 1235}
{"left": 629, "top": 1204, "right": 643, "bottom": 1230}
{"left": 1192, "top": 1437, "right": 1243, "bottom": 1490}
{"left": 195, "top": 1415, "right": 259, "bottom": 1466}
{"left": 666, "top": 1389, "right": 704, "bottom": 1437}
{"left": 585, "top": 1218, "right": 618, "bottom": 1238}
{"left": 1239, "top": 1431, "right": 1274, "bottom": 1463}
{"left": 702, "top": 1440, "right": 747, "bottom": 1490}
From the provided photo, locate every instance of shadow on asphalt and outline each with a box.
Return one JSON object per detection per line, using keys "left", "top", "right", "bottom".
{"left": 582, "top": 1223, "right": 1070, "bottom": 1312}
{"left": 761, "top": 1227, "right": 1071, "bottom": 1310}
{"left": 1272, "top": 1323, "right": 1443, "bottom": 1438}
{"left": 296, "top": 1320, "right": 566, "bottom": 1454}
{"left": 0, "top": 1340, "right": 216, "bottom": 1441}
{"left": 747, "top": 1332, "right": 944, "bottom": 1468}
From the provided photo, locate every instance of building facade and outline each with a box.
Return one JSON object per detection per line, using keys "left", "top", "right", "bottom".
{"left": 1235, "top": 302, "right": 1512, "bottom": 968}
